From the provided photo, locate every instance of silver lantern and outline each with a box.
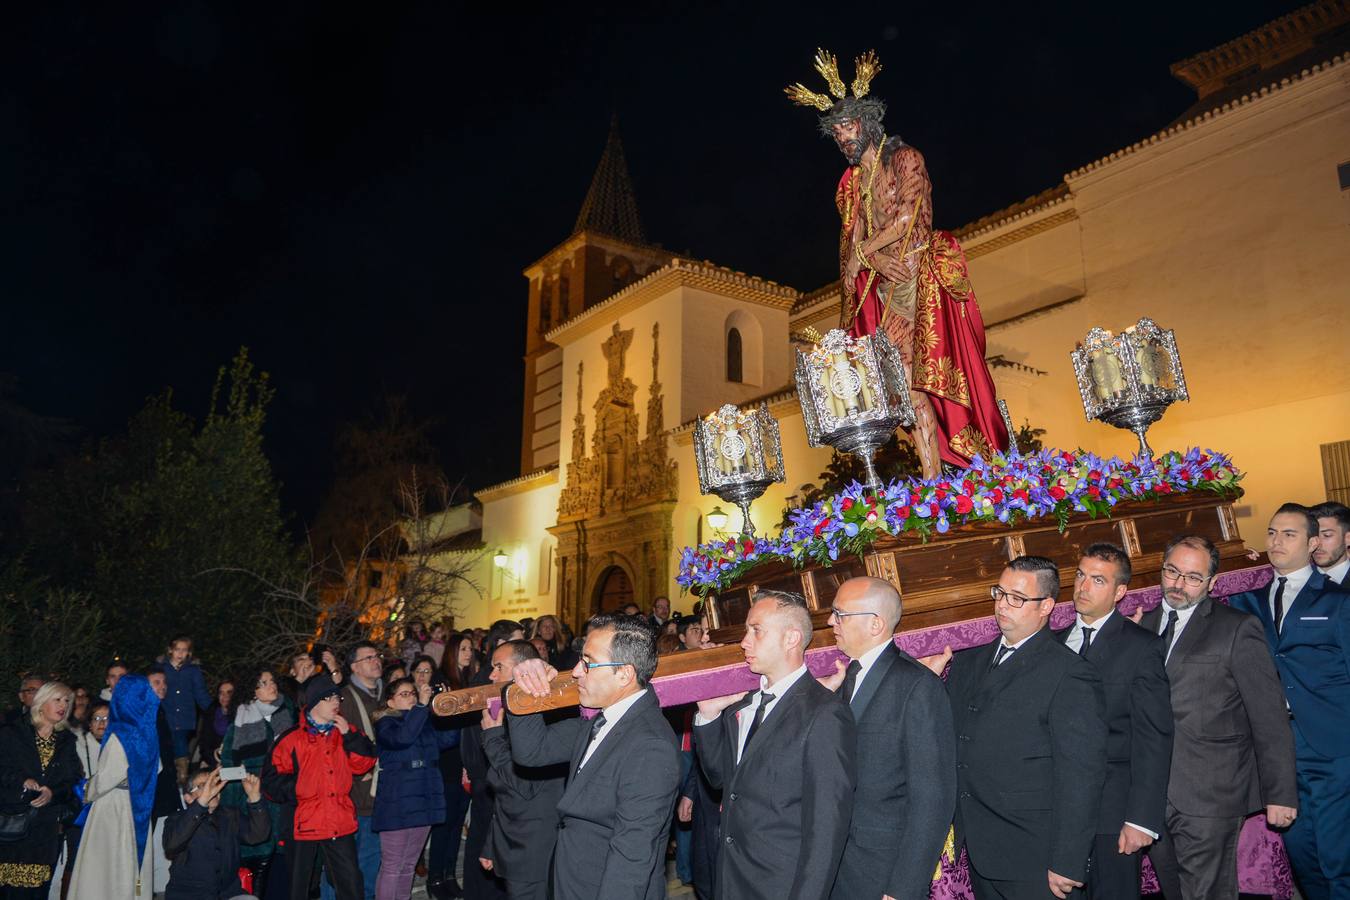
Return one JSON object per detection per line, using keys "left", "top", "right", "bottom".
{"left": 1070, "top": 317, "right": 1189, "bottom": 459}
{"left": 693, "top": 403, "right": 785, "bottom": 537}
{"left": 794, "top": 328, "right": 915, "bottom": 490}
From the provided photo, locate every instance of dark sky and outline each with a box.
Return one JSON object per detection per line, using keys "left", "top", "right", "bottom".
{"left": 2, "top": 1, "right": 1300, "bottom": 525}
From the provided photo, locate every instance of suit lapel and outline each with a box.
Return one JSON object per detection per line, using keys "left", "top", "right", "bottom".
{"left": 567, "top": 715, "right": 593, "bottom": 779}
{"left": 849, "top": 643, "right": 899, "bottom": 719}
{"left": 568, "top": 692, "right": 658, "bottom": 790}
{"left": 723, "top": 694, "right": 755, "bottom": 773}
{"left": 1165, "top": 598, "right": 1212, "bottom": 677}
{"left": 976, "top": 628, "right": 1050, "bottom": 702}
{"left": 735, "top": 674, "right": 812, "bottom": 771}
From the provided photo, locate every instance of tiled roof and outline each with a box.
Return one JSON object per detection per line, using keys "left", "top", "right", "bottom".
{"left": 573, "top": 115, "right": 646, "bottom": 244}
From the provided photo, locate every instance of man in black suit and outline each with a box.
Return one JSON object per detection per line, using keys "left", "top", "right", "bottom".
{"left": 1055, "top": 543, "right": 1172, "bottom": 900}
{"left": 940, "top": 555, "right": 1106, "bottom": 900}
{"left": 478, "top": 640, "right": 567, "bottom": 900}
{"left": 695, "top": 590, "right": 856, "bottom": 900}
{"left": 1311, "top": 501, "right": 1350, "bottom": 587}
{"left": 820, "top": 576, "right": 954, "bottom": 900}
{"left": 1138, "top": 534, "right": 1298, "bottom": 899}
{"left": 508, "top": 613, "right": 680, "bottom": 900}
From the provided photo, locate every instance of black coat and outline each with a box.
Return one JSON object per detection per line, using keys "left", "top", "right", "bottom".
{"left": 695, "top": 672, "right": 856, "bottom": 900}
{"left": 1054, "top": 613, "right": 1173, "bottom": 835}
{"left": 480, "top": 722, "right": 565, "bottom": 884}
{"left": 509, "top": 690, "right": 680, "bottom": 900}
{"left": 163, "top": 799, "right": 270, "bottom": 900}
{"left": 1138, "top": 597, "right": 1297, "bottom": 816}
{"left": 946, "top": 627, "right": 1107, "bottom": 884}
{"left": 153, "top": 707, "right": 183, "bottom": 818}
{"left": 831, "top": 643, "right": 956, "bottom": 900}
{"left": 0, "top": 720, "right": 81, "bottom": 869}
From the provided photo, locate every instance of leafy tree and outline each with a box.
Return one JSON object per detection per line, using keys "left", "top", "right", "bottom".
{"left": 21, "top": 349, "right": 295, "bottom": 675}
{"left": 0, "top": 557, "right": 107, "bottom": 696}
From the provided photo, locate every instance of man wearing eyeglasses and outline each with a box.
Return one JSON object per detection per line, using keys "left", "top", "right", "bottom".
{"left": 815, "top": 576, "right": 955, "bottom": 900}
{"left": 508, "top": 613, "right": 680, "bottom": 900}
{"left": 5, "top": 674, "right": 44, "bottom": 725}
{"left": 1228, "top": 505, "right": 1350, "bottom": 899}
{"left": 693, "top": 589, "right": 856, "bottom": 900}
{"left": 1137, "top": 533, "right": 1296, "bottom": 900}
{"left": 1051, "top": 543, "right": 1172, "bottom": 900}
{"left": 940, "top": 555, "right": 1106, "bottom": 900}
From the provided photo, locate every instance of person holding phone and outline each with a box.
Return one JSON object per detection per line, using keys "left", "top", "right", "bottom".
{"left": 163, "top": 768, "right": 270, "bottom": 900}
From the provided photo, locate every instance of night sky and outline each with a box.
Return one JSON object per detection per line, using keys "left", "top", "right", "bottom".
{"left": 3, "top": 1, "right": 1301, "bottom": 525}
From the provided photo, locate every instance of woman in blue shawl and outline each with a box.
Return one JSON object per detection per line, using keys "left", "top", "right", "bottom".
{"left": 68, "top": 675, "right": 161, "bottom": 900}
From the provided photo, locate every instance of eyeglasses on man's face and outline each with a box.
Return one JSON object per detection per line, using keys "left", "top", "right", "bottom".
{"left": 353, "top": 654, "right": 381, "bottom": 666}
{"left": 1160, "top": 564, "right": 1208, "bottom": 587}
{"left": 580, "top": 661, "right": 628, "bottom": 672}
{"left": 392, "top": 689, "right": 416, "bottom": 699}
{"left": 829, "top": 607, "right": 878, "bottom": 621}
{"left": 989, "top": 585, "right": 1053, "bottom": 608}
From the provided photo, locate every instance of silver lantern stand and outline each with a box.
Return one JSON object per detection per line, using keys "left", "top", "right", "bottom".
{"left": 693, "top": 403, "right": 786, "bottom": 537}
{"left": 795, "top": 329, "right": 916, "bottom": 490}
{"left": 1070, "top": 317, "right": 1189, "bottom": 459}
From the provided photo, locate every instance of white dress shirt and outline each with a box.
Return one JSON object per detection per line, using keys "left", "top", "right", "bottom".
{"left": 1270, "top": 565, "right": 1313, "bottom": 631}
{"left": 1155, "top": 599, "right": 1199, "bottom": 663}
{"left": 1063, "top": 610, "right": 1115, "bottom": 654}
{"left": 1318, "top": 557, "right": 1348, "bottom": 587}
{"left": 579, "top": 688, "right": 647, "bottom": 769}
{"left": 846, "top": 639, "right": 893, "bottom": 702}
{"left": 694, "top": 664, "right": 810, "bottom": 763}
{"left": 992, "top": 630, "right": 1037, "bottom": 664}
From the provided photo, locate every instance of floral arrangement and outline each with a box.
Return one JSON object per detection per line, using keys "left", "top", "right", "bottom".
{"left": 676, "top": 447, "right": 1242, "bottom": 596}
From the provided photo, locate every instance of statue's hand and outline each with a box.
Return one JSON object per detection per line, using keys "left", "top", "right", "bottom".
{"left": 876, "top": 253, "right": 912, "bottom": 284}
{"left": 844, "top": 248, "right": 862, "bottom": 282}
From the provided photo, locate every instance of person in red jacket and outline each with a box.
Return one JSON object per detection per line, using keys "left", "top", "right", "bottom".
{"left": 268, "top": 677, "right": 377, "bottom": 900}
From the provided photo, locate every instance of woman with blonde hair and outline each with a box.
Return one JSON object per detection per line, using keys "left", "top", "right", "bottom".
{"left": 0, "top": 681, "right": 82, "bottom": 898}
{"left": 529, "top": 615, "right": 578, "bottom": 670}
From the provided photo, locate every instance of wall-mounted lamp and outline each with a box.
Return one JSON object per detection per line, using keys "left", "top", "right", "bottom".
{"left": 706, "top": 506, "right": 729, "bottom": 533}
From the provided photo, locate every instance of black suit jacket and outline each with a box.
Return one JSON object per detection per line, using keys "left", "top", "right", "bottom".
{"left": 1054, "top": 613, "right": 1173, "bottom": 836}
{"left": 1139, "top": 598, "right": 1297, "bottom": 816}
{"left": 480, "top": 724, "right": 565, "bottom": 885}
{"left": 946, "top": 627, "right": 1107, "bottom": 883}
{"left": 508, "top": 690, "right": 679, "bottom": 900}
{"left": 831, "top": 643, "right": 956, "bottom": 900}
{"left": 695, "top": 670, "right": 856, "bottom": 900}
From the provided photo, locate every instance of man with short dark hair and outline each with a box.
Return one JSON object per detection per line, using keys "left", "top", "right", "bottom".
{"left": 1055, "top": 543, "right": 1172, "bottom": 899}
{"left": 324, "top": 641, "right": 385, "bottom": 900}
{"left": 678, "top": 617, "right": 704, "bottom": 652}
{"left": 941, "top": 556, "right": 1106, "bottom": 899}
{"left": 6, "top": 673, "right": 43, "bottom": 725}
{"left": 509, "top": 614, "right": 680, "bottom": 900}
{"left": 99, "top": 661, "right": 128, "bottom": 702}
{"left": 824, "top": 577, "right": 954, "bottom": 899}
{"left": 1311, "top": 500, "right": 1350, "bottom": 587}
{"left": 1229, "top": 506, "right": 1350, "bottom": 898}
{"left": 1141, "top": 533, "right": 1298, "bottom": 899}
{"left": 163, "top": 767, "right": 270, "bottom": 900}
{"left": 696, "top": 590, "right": 856, "bottom": 900}
{"left": 478, "top": 640, "right": 566, "bottom": 900}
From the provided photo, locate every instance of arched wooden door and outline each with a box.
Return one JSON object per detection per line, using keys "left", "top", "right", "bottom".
{"left": 593, "top": 565, "right": 634, "bottom": 615}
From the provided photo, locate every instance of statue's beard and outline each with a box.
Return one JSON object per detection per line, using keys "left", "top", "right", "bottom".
{"left": 838, "top": 138, "right": 865, "bottom": 165}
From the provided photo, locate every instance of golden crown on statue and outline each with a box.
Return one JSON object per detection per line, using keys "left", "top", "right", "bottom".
{"left": 784, "top": 49, "right": 883, "bottom": 111}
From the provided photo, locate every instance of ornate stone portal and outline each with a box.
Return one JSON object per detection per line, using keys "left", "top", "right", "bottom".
{"left": 551, "top": 322, "right": 679, "bottom": 628}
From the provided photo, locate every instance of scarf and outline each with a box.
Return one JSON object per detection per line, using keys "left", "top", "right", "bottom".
{"left": 232, "top": 698, "right": 294, "bottom": 754}
{"left": 104, "top": 675, "right": 160, "bottom": 867}
{"left": 305, "top": 710, "right": 336, "bottom": 735}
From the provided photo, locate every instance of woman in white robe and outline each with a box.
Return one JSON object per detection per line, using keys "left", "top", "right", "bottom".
{"left": 67, "top": 677, "right": 160, "bottom": 900}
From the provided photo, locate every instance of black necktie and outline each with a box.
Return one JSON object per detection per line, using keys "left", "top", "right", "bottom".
{"left": 1078, "top": 626, "right": 1095, "bottom": 657}
{"left": 578, "top": 712, "right": 606, "bottom": 770}
{"left": 742, "top": 691, "right": 774, "bottom": 753}
{"left": 841, "top": 659, "right": 862, "bottom": 701}
{"left": 1162, "top": 611, "right": 1179, "bottom": 655}
{"left": 990, "top": 644, "right": 1015, "bottom": 669}
{"left": 1273, "top": 576, "right": 1288, "bottom": 635}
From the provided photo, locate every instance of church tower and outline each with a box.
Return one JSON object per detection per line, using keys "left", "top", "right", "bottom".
{"left": 518, "top": 118, "right": 673, "bottom": 474}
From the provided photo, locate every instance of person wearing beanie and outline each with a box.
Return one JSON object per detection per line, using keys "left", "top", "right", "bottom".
{"left": 264, "top": 671, "right": 377, "bottom": 900}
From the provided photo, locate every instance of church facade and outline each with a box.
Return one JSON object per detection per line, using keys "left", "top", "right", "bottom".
{"left": 431, "top": 4, "right": 1350, "bottom": 630}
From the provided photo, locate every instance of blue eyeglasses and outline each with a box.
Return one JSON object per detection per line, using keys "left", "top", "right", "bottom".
{"left": 581, "top": 661, "right": 629, "bottom": 671}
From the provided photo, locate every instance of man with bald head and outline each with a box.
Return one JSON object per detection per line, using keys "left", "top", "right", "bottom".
{"left": 696, "top": 590, "right": 855, "bottom": 900}
{"left": 824, "top": 577, "right": 955, "bottom": 899}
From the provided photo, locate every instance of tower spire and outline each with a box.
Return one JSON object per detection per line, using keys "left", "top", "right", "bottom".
{"left": 573, "top": 115, "right": 646, "bottom": 244}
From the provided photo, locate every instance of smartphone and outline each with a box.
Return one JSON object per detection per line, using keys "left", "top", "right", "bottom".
{"left": 218, "top": 766, "right": 246, "bottom": 782}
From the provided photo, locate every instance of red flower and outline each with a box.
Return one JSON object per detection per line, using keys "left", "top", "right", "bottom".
{"left": 935, "top": 488, "right": 947, "bottom": 500}
{"left": 1013, "top": 489, "right": 1030, "bottom": 502}
{"left": 1088, "top": 486, "right": 1101, "bottom": 499}
{"left": 962, "top": 479, "right": 976, "bottom": 495}
{"left": 840, "top": 497, "right": 854, "bottom": 511}
{"left": 910, "top": 491, "right": 922, "bottom": 505}
{"left": 813, "top": 519, "right": 827, "bottom": 537}
{"left": 896, "top": 505, "right": 911, "bottom": 520}
{"left": 954, "top": 495, "right": 975, "bottom": 514}
{"left": 1061, "top": 451, "right": 1075, "bottom": 464}
{"left": 1089, "top": 470, "right": 1103, "bottom": 481}
{"left": 1156, "top": 482, "right": 1172, "bottom": 494}
{"left": 1201, "top": 469, "right": 1218, "bottom": 481}
{"left": 1002, "top": 474, "right": 1015, "bottom": 485}
{"left": 742, "top": 539, "right": 754, "bottom": 556}
{"left": 1049, "top": 485, "right": 1067, "bottom": 501}
{"left": 1108, "top": 477, "right": 1124, "bottom": 489}
{"left": 989, "top": 488, "right": 1004, "bottom": 503}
